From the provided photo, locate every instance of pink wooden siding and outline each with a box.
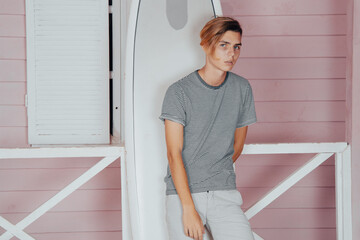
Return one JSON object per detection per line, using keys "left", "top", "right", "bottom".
{"left": 221, "top": 0, "right": 347, "bottom": 239}
{"left": 0, "top": 0, "right": 355, "bottom": 239}
{"left": 0, "top": 0, "right": 122, "bottom": 238}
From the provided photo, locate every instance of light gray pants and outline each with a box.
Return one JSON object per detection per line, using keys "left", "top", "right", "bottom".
{"left": 166, "top": 189, "right": 255, "bottom": 240}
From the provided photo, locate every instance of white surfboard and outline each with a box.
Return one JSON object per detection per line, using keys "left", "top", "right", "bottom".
{"left": 124, "top": 1, "right": 223, "bottom": 239}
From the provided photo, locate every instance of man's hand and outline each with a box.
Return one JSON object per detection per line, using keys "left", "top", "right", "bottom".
{"left": 182, "top": 206, "right": 205, "bottom": 240}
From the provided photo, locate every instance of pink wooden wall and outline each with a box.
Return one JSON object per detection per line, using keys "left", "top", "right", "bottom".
{"left": 0, "top": 0, "right": 354, "bottom": 239}
{"left": 0, "top": 0, "right": 122, "bottom": 238}
{"left": 221, "top": 0, "right": 348, "bottom": 239}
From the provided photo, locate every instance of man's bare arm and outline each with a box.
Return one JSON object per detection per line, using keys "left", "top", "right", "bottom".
{"left": 164, "top": 119, "right": 204, "bottom": 240}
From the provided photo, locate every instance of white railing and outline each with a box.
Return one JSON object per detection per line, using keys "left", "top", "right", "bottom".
{"left": 0, "top": 144, "right": 125, "bottom": 240}
{"left": 0, "top": 143, "right": 352, "bottom": 240}
{"left": 241, "top": 142, "right": 352, "bottom": 240}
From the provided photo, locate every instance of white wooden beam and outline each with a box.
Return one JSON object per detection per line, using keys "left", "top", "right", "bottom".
{"left": 0, "top": 217, "right": 34, "bottom": 240}
{"left": 335, "top": 145, "right": 353, "bottom": 240}
{"left": 342, "top": 145, "right": 353, "bottom": 240}
{"left": 245, "top": 153, "right": 333, "bottom": 220}
{"left": 111, "top": 0, "right": 122, "bottom": 143}
{"left": 0, "top": 155, "right": 120, "bottom": 240}
{"left": 336, "top": 151, "right": 344, "bottom": 240}
{"left": 242, "top": 142, "right": 347, "bottom": 155}
{"left": 0, "top": 144, "right": 124, "bottom": 159}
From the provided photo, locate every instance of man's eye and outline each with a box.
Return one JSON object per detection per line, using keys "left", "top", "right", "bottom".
{"left": 220, "top": 44, "right": 226, "bottom": 47}
{"left": 234, "top": 46, "right": 240, "bottom": 50}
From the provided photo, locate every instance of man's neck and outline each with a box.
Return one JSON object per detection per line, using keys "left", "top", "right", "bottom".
{"left": 198, "top": 66, "right": 227, "bottom": 87}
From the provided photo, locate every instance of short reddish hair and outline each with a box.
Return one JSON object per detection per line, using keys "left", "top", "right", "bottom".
{"left": 200, "top": 17, "right": 242, "bottom": 54}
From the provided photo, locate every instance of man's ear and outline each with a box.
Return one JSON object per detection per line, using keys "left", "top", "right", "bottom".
{"left": 201, "top": 44, "right": 209, "bottom": 54}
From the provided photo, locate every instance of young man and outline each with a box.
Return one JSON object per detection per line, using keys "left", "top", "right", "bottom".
{"left": 159, "top": 17, "right": 257, "bottom": 240}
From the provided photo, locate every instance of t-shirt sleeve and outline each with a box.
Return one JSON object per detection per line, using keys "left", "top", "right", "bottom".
{"left": 159, "top": 83, "right": 186, "bottom": 126}
{"left": 236, "top": 83, "right": 257, "bottom": 128}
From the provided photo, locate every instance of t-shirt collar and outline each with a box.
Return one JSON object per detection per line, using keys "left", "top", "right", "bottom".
{"left": 195, "top": 70, "right": 229, "bottom": 90}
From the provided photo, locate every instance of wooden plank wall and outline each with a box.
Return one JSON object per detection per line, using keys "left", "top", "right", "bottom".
{"left": 221, "top": 0, "right": 347, "bottom": 239}
{"left": 0, "top": 0, "right": 122, "bottom": 239}
{"left": 0, "top": 0, "right": 349, "bottom": 239}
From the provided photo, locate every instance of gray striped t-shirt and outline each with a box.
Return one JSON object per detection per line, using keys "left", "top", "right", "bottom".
{"left": 159, "top": 70, "right": 257, "bottom": 195}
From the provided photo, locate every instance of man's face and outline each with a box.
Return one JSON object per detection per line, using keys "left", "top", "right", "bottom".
{"left": 205, "top": 31, "right": 242, "bottom": 72}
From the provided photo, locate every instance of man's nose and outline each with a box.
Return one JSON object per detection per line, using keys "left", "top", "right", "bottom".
{"left": 227, "top": 47, "right": 235, "bottom": 57}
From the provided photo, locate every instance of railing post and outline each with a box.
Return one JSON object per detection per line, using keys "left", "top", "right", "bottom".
{"left": 335, "top": 145, "right": 352, "bottom": 240}
{"left": 335, "top": 151, "right": 344, "bottom": 240}
{"left": 343, "top": 145, "right": 353, "bottom": 240}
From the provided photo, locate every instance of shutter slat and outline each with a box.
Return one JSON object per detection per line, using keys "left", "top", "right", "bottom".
{"left": 26, "top": 0, "right": 109, "bottom": 144}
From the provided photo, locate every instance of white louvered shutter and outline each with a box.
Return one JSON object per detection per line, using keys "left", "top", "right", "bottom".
{"left": 26, "top": 0, "right": 110, "bottom": 144}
